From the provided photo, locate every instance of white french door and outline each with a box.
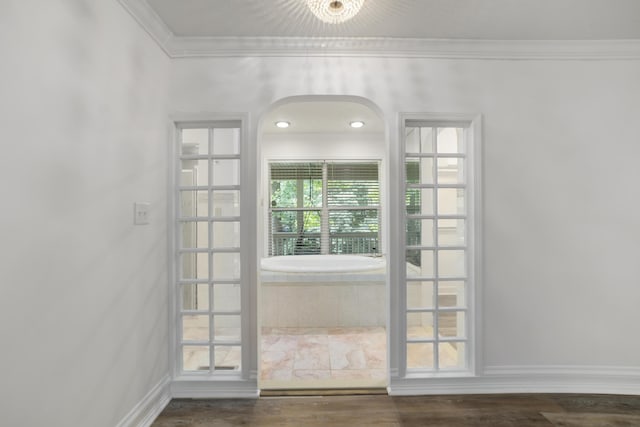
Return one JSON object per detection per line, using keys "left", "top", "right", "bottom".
{"left": 175, "top": 121, "right": 244, "bottom": 377}
{"left": 401, "top": 116, "right": 480, "bottom": 376}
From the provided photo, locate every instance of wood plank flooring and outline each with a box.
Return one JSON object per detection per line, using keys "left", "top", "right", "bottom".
{"left": 151, "top": 393, "right": 640, "bottom": 426}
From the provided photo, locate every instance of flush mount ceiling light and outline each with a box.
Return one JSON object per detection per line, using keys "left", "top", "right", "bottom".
{"left": 306, "top": 0, "right": 365, "bottom": 24}
{"left": 275, "top": 121, "right": 290, "bottom": 128}
{"left": 350, "top": 121, "right": 365, "bottom": 128}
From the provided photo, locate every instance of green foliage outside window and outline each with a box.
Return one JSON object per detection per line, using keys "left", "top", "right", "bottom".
{"left": 269, "top": 161, "right": 380, "bottom": 256}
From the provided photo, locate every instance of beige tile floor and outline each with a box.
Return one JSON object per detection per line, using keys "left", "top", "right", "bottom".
{"left": 182, "top": 321, "right": 464, "bottom": 381}
{"left": 182, "top": 315, "right": 242, "bottom": 372}
{"left": 407, "top": 325, "right": 464, "bottom": 370}
{"left": 260, "top": 327, "right": 387, "bottom": 389}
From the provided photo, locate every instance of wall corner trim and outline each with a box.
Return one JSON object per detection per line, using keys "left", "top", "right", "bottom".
{"left": 115, "top": 375, "right": 171, "bottom": 427}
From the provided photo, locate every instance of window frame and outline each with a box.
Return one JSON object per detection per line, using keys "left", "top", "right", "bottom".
{"left": 267, "top": 160, "right": 382, "bottom": 257}
{"left": 171, "top": 116, "right": 250, "bottom": 383}
{"left": 397, "top": 113, "right": 482, "bottom": 379}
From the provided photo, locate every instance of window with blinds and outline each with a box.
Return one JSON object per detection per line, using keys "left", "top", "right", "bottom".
{"left": 269, "top": 161, "right": 380, "bottom": 256}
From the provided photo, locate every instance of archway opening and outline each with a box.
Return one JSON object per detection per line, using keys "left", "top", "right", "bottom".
{"left": 257, "top": 96, "right": 389, "bottom": 390}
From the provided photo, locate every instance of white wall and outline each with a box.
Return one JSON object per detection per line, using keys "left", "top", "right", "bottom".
{"left": 170, "top": 56, "right": 640, "bottom": 376}
{"left": 261, "top": 132, "right": 385, "bottom": 160}
{"left": 0, "top": 1, "right": 170, "bottom": 426}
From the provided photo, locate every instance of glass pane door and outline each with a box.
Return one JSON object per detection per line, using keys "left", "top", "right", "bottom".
{"left": 177, "top": 122, "right": 243, "bottom": 375}
{"left": 405, "top": 124, "right": 470, "bottom": 373}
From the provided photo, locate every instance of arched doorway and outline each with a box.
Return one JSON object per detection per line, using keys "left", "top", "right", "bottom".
{"left": 256, "top": 96, "right": 389, "bottom": 390}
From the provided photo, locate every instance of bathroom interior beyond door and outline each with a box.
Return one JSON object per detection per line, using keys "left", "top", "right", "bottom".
{"left": 258, "top": 100, "right": 388, "bottom": 390}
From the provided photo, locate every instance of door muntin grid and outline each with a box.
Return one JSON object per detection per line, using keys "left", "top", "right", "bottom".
{"left": 177, "top": 123, "right": 243, "bottom": 376}
{"left": 405, "top": 125, "right": 471, "bottom": 373}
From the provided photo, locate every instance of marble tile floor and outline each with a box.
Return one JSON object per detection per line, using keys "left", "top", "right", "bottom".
{"left": 181, "top": 325, "right": 463, "bottom": 379}
{"left": 151, "top": 393, "right": 640, "bottom": 426}
{"left": 260, "top": 326, "right": 387, "bottom": 389}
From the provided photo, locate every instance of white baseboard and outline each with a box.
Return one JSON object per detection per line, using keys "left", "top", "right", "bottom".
{"left": 389, "top": 365, "right": 640, "bottom": 396}
{"left": 171, "top": 378, "right": 260, "bottom": 398}
{"left": 115, "top": 365, "right": 640, "bottom": 425}
{"left": 116, "top": 375, "right": 171, "bottom": 427}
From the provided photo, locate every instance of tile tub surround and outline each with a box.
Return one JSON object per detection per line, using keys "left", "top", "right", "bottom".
{"left": 260, "top": 327, "right": 387, "bottom": 389}
{"left": 261, "top": 281, "right": 385, "bottom": 328}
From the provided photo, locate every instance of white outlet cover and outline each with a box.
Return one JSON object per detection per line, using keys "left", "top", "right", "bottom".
{"left": 134, "top": 202, "right": 150, "bottom": 225}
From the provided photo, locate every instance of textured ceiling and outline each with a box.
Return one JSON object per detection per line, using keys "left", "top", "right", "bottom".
{"left": 147, "top": 0, "right": 640, "bottom": 40}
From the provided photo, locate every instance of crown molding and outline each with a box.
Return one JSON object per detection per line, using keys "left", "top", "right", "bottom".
{"left": 117, "top": 0, "right": 173, "bottom": 56}
{"left": 119, "top": 0, "right": 640, "bottom": 60}
{"left": 167, "top": 37, "right": 640, "bottom": 60}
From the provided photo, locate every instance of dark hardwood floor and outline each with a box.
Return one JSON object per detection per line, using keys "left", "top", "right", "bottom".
{"left": 151, "top": 393, "right": 640, "bottom": 426}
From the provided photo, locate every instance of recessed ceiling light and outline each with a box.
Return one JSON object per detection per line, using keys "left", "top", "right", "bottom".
{"left": 275, "top": 121, "right": 290, "bottom": 128}
{"left": 350, "top": 121, "right": 365, "bottom": 128}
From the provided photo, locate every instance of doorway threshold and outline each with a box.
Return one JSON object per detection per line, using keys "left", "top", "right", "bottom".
{"left": 260, "top": 377, "right": 387, "bottom": 391}
{"left": 260, "top": 388, "right": 388, "bottom": 397}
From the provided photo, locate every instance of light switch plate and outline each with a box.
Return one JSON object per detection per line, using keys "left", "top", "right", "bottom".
{"left": 134, "top": 202, "right": 150, "bottom": 225}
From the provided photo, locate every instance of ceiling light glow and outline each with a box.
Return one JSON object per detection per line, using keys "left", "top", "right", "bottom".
{"left": 350, "top": 121, "right": 365, "bottom": 128}
{"left": 275, "top": 121, "right": 290, "bottom": 128}
{"left": 306, "top": 0, "right": 365, "bottom": 24}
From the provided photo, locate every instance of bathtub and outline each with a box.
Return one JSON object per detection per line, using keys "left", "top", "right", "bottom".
{"left": 260, "top": 255, "right": 386, "bottom": 328}
{"left": 260, "top": 254, "right": 385, "bottom": 282}
{"left": 261, "top": 254, "right": 385, "bottom": 273}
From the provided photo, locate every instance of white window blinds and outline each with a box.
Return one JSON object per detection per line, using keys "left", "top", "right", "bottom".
{"left": 269, "top": 161, "right": 380, "bottom": 256}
